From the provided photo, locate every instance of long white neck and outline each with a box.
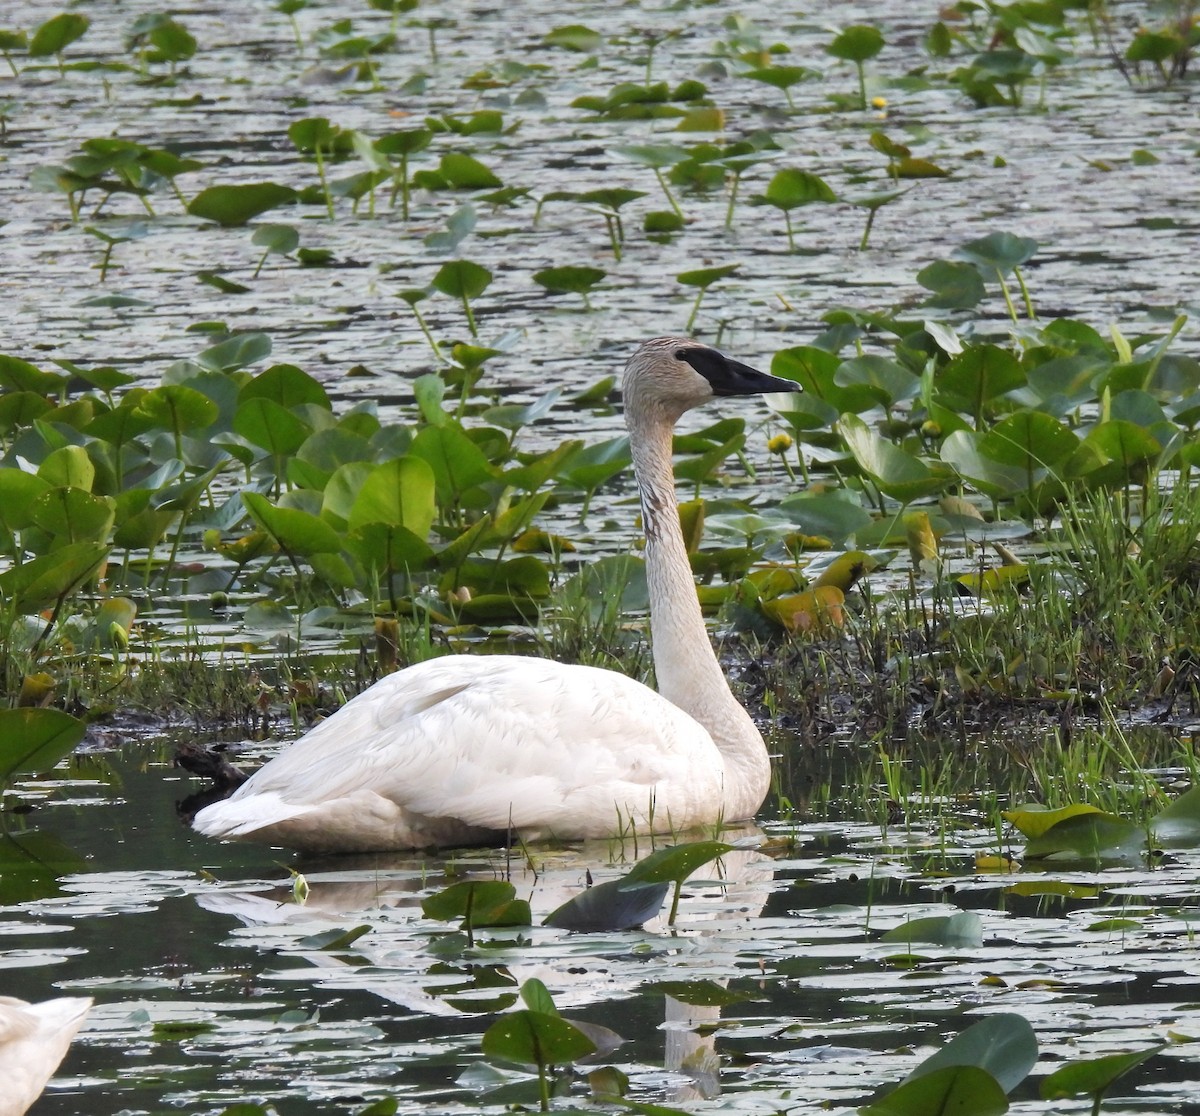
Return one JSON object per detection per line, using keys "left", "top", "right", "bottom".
{"left": 627, "top": 405, "right": 770, "bottom": 821}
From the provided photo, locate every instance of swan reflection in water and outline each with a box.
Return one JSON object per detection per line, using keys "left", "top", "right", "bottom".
{"left": 198, "top": 830, "right": 774, "bottom": 1101}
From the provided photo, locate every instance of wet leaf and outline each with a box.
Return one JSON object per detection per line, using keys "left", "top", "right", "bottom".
{"left": 348, "top": 456, "right": 437, "bottom": 537}
{"left": 881, "top": 911, "right": 983, "bottom": 948}
{"left": 1040, "top": 1045, "right": 1164, "bottom": 1101}
{"left": 29, "top": 12, "right": 90, "bottom": 57}
{"left": 907, "top": 1013, "right": 1037, "bottom": 1094}
{"left": 410, "top": 423, "right": 496, "bottom": 502}
{"left": 432, "top": 259, "right": 492, "bottom": 299}
{"left": 757, "top": 168, "right": 836, "bottom": 210}
{"left": 520, "top": 978, "right": 557, "bottom": 1015}
{"left": 241, "top": 362, "right": 330, "bottom": 410}
{"left": 543, "top": 24, "right": 602, "bottom": 52}
{"left": 936, "top": 345, "right": 1026, "bottom": 417}
{"left": 242, "top": 493, "right": 342, "bottom": 556}
{"left": 827, "top": 24, "right": 884, "bottom": 63}
{"left": 863, "top": 1064, "right": 1009, "bottom": 1115}
{"left": 533, "top": 266, "right": 605, "bottom": 296}
{"left": 234, "top": 397, "right": 312, "bottom": 455}
{"left": 295, "top": 924, "right": 373, "bottom": 950}
{"left": 1149, "top": 785, "right": 1200, "bottom": 845}
{"left": 919, "top": 260, "right": 986, "bottom": 309}
{"left": 956, "top": 232, "right": 1038, "bottom": 277}
{"left": 1002, "top": 803, "right": 1103, "bottom": 839}
{"left": 544, "top": 877, "right": 670, "bottom": 932}
{"left": 28, "top": 487, "right": 116, "bottom": 543}
{"left": 838, "top": 414, "right": 949, "bottom": 501}
{"left": 624, "top": 840, "right": 732, "bottom": 884}
{"left": 0, "top": 541, "right": 109, "bottom": 614}
{"left": 482, "top": 1008, "right": 596, "bottom": 1067}
{"left": 761, "top": 585, "right": 846, "bottom": 634}
{"left": 0, "top": 707, "right": 86, "bottom": 783}
{"left": 432, "top": 152, "right": 502, "bottom": 189}
{"left": 1023, "top": 812, "right": 1144, "bottom": 862}
{"left": 422, "top": 880, "right": 532, "bottom": 930}
{"left": 188, "top": 183, "right": 298, "bottom": 226}
{"left": 676, "top": 263, "right": 739, "bottom": 289}
{"left": 38, "top": 445, "right": 94, "bottom": 490}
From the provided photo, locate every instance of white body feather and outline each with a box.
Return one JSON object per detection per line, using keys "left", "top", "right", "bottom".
{"left": 195, "top": 655, "right": 728, "bottom": 852}
{"left": 193, "top": 338, "right": 794, "bottom": 853}
{"left": 0, "top": 996, "right": 91, "bottom": 1116}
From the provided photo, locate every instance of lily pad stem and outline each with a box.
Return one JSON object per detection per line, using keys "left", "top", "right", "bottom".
{"left": 654, "top": 168, "right": 683, "bottom": 219}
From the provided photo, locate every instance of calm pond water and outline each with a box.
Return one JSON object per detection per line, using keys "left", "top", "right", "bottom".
{"left": 3, "top": 0, "right": 1200, "bottom": 1111}
{"left": 9, "top": 738, "right": 1200, "bottom": 1114}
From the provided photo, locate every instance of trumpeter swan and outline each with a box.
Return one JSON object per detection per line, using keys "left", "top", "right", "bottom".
{"left": 193, "top": 337, "right": 799, "bottom": 852}
{"left": 0, "top": 996, "right": 91, "bottom": 1116}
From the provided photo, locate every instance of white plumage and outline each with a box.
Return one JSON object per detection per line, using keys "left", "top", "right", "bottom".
{"left": 0, "top": 996, "right": 91, "bottom": 1116}
{"left": 194, "top": 337, "right": 799, "bottom": 853}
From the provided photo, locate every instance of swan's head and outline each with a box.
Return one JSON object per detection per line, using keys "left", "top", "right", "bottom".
{"left": 623, "top": 336, "right": 799, "bottom": 423}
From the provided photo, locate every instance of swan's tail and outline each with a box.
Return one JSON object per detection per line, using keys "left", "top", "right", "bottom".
{"left": 193, "top": 793, "right": 313, "bottom": 840}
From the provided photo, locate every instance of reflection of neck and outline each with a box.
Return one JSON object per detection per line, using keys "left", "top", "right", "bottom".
{"left": 664, "top": 995, "right": 721, "bottom": 1100}
{"left": 627, "top": 405, "right": 770, "bottom": 820}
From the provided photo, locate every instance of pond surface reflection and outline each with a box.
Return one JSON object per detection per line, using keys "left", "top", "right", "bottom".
{"left": 6, "top": 741, "right": 1200, "bottom": 1113}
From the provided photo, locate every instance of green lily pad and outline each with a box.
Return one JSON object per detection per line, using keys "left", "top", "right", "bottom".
{"left": 188, "top": 183, "right": 298, "bottom": 226}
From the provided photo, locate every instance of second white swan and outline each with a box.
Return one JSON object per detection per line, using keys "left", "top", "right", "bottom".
{"left": 193, "top": 337, "right": 798, "bottom": 852}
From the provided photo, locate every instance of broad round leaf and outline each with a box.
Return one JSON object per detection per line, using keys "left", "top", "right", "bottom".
{"left": 863, "top": 1064, "right": 1009, "bottom": 1116}
{"left": 544, "top": 877, "right": 670, "bottom": 932}
{"left": 956, "top": 232, "right": 1038, "bottom": 276}
{"left": 1002, "top": 803, "right": 1103, "bottom": 839}
{"left": 410, "top": 424, "right": 496, "bottom": 501}
{"left": 881, "top": 911, "right": 984, "bottom": 948}
{"left": 0, "top": 541, "right": 109, "bottom": 614}
{"left": 38, "top": 445, "right": 94, "bottom": 491}
{"left": 623, "top": 840, "right": 733, "bottom": 884}
{"left": 905, "top": 1013, "right": 1036, "bottom": 1095}
{"left": 482, "top": 1009, "right": 596, "bottom": 1068}
{"left": 533, "top": 266, "right": 606, "bottom": 294}
{"left": 827, "top": 24, "right": 885, "bottom": 63}
{"left": 437, "top": 153, "right": 501, "bottom": 189}
{"left": 936, "top": 345, "right": 1026, "bottom": 415}
{"left": 348, "top": 456, "right": 436, "bottom": 536}
{"left": 240, "top": 363, "right": 331, "bottom": 411}
{"left": 251, "top": 224, "right": 300, "bottom": 255}
{"left": 241, "top": 492, "right": 342, "bottom": 556}
{"left": 1040, "top": 1045, "right": 1165, "bottom": 1101}
{"left": 29, "top": 13, "right": 90, "bottom": 57}
{"left": 28, "top": 487, "right": 116, "bottom": 543}
{"left": 233, "top": 397, "right": 313, "bottom": 456}
{"left": 135, "top": 384, "right": 219, "bottom": 432}
{"left": 677, "top": 263, "right": 739, "bottom": 289}
{"left": 759, "top": 168, "right": 836, "bottom": 210}
{"left": 188, "top": 183, "right": 298, "bottom": 227}
{"left": 0, "top": 472, "right": 52, "bottom": 532}
{"left": 432, "top": 260, "right": 492, "bottom": 300}
{"left": 838, "top": 414, "right": 948, "bottom": 501}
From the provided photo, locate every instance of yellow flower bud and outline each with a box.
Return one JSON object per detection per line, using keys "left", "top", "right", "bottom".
{"left": 767, "top": 432, "right": 793, "bottom": 455}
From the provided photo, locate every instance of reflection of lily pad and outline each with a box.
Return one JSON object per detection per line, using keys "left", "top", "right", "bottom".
{"left": 0, "top": 829, "right": 86, "bottom": 904}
